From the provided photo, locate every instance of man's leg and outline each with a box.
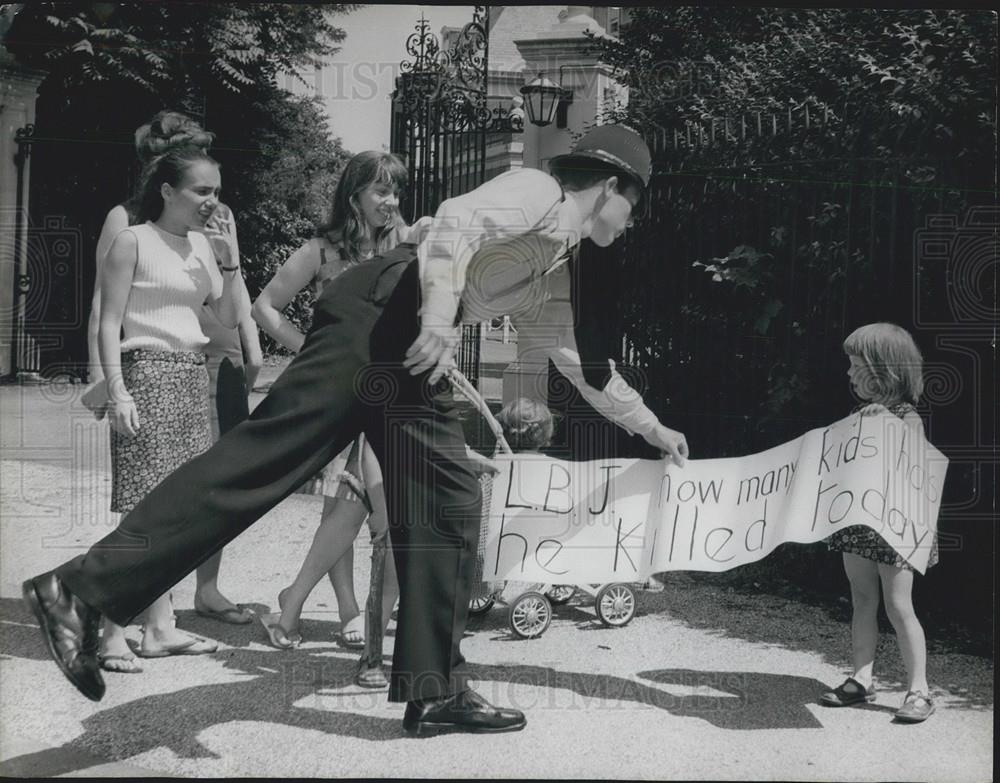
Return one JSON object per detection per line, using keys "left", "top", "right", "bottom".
{"left": 23, "top": 251, "right": 412, "bottom": 688}
{"left": 52, "top": 320, "right": 369, "bottom": 625}
{"left": 367, "top": 376, "right": 482, "bottom": 703}
{"left": 361, "top": 258, "right": 525, "bottom": 734}
{"left": 23, "top": 246, "right": 426, "bottom": 703}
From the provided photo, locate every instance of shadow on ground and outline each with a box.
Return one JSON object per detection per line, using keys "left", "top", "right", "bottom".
{"left": 1, "top": 565, "right": 992, "bottom": 776}
{"left": 1, "top": 643, "right": 845, "bottom": 775}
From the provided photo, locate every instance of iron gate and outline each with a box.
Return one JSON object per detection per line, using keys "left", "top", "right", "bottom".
{"left": 390, "top": 6, "right": 514, "bottom": 387}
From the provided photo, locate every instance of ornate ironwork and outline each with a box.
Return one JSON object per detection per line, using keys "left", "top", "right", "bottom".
{"left": 391, "top": 6, "right": 525, "bottom": 388}
{"left": 394, "top": 7, "right": 520, "bottom": 134}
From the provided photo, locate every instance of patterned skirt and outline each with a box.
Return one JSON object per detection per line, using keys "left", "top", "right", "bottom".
{"left": 828, "top": 525, "right": 940, "bottom": 571}
{"left": 110, "top": 350, "right": 211, "bottom": 514}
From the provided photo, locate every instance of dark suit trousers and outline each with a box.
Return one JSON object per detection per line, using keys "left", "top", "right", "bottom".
{"left": 57, "top": 245, "right": 482, "bottom": 702}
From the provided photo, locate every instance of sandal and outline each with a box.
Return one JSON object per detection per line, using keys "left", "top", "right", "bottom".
{"left": 258, "top": 612, "right": 302, "bottom": 650}
{"left": 894, "top": 690, "right": 935, "bottom": 723}
{"left": 99, "top": 652, "right": 144, "bottom": 674}
{"left": 136, "top": 634, "right": 218, "bottom": 658}
{"left": 820, "top": 677, "right": 877, "bottom": 707}
{"left": 194, "top": 600, "right": 253, "bottom": 625}
{"left": 355, "top": 661, "right": 388, "bottom": 689}
{"left": 336, "top": 615, "right": 365, "bottom": 650}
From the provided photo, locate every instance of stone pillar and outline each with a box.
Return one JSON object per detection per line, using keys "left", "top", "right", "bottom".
{"left": 0, "top": 41, "right": 46, "bottom": 377}
{"left": 504, "top": 8, "right": 627, "bottom": 406}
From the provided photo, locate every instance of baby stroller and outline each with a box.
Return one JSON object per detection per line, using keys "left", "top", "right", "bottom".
{"left": 450, "top": 370, "right": 640, "bottom": 640}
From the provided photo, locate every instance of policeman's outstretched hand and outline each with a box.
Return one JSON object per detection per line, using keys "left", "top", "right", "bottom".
{"left": 645, "top": 423, "right": 689, "bottom": 467}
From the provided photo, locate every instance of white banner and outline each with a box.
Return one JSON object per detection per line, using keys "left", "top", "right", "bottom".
{"left": 483, "top": 413, "right": 947, "bottom": 582}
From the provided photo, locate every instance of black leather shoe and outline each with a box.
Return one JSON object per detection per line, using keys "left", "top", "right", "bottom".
{"left": 22, "top": 572, "right": 105, "bottom": 702}
{"left": 402, "top": 688, "right": 526, "bottom": 736}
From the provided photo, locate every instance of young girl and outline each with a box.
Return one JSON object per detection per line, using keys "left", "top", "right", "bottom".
{"left": 96, "top": 145, "right": 244, "bottom": 664}
{"left": 820, "top": 322, "right": 938, "bottom": 723}
{"left": 251, "top": 151, "right": 410, "bottom": 649}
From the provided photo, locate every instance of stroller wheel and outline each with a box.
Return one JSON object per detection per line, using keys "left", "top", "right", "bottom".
{"left": 469, "top": 595, "right": 496, "bottom": 616}
{"left": 508, "top": 592, "right": 552, "bottom": 639}
{"left": 595, "top": 584, "right": 637, "bottom": 627}
{"left": 545, "top": 584, "right": 576, "bottom": 605}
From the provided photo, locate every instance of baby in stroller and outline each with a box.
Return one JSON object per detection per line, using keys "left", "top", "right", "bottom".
{"left": 472, "top": 398, "right": 641, "bottom": 638}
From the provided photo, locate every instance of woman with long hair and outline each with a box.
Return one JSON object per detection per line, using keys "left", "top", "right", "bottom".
{"left": 252, "top": 150, "right": 410, "bottom": 651}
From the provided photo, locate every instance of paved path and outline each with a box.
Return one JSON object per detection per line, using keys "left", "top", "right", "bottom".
{"left": 0, "top": 379, "right": 992, "bottom": 779}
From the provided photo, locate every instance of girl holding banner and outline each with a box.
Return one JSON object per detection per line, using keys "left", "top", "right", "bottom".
{"left": 820, "top": 323, "right": 937, "bottom": 723}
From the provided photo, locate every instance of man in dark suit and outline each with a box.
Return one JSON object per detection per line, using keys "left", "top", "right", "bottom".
{"left": 24, "top": 125, "right": 688, "bottom": 736}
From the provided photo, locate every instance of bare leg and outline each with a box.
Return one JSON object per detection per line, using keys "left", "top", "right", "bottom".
{"left": 99, "top": 618, "right": 136, "bottom": 671}
{"left": 277, "top": 495, "right": 367, "bottom": 635}
{"left": 843, "top": 552, "right": 880, "bottom": 689}
{"left": 326, "top": 538, "right": 361, "bottom": 632}
{"left": 195, "top": 551, "right": 244, "bottom": 614}
{"left": 195, "top": 357, "right": 249, "bottom": 617}
{"left": 879, "top": 563, "right": 929, "bottom": 693}
{"left": 140, "top": 593, "right": 212, "bottom": 653}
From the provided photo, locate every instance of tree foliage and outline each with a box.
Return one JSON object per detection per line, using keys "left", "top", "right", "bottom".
{"left": 6, "top": 2, "right": 356, "bottom": 107}
{"left": 4, "top": 1, "right": 359, "bottom": 355}
{"left": 601, "top": 8, "right": 995, "bottom": 168}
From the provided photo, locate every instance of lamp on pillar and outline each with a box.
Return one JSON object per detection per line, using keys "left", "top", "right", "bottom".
{"left": 519, "top": 73, "right": 571, "bottom": 128}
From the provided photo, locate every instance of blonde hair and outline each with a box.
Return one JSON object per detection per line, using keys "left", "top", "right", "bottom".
{"left": 496, "top": 398, "right": 554, "bottom": 453}
{"left": 843, "top": 322, "right": 924, "bottom": 404}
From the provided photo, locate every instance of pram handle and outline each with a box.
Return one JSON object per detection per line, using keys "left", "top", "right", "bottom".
{"left": 446, "top": 367, "right": 514, "bottom": 456}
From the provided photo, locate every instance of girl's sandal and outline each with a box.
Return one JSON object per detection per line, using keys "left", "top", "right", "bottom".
{"left": 894, "top": 691, "right": 935, "bottom": 723}
{"left": 355, "top": 662, "right": 388, "bottom": 689}
{"left": 820, "top": 677, "right": 877, "bottom": 707}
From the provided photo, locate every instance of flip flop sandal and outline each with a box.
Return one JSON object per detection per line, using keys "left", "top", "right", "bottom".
{"left": 136, "top": 635, "right": 219, "bottom": 658}
{"left": 195, "top": 604, "right": 254, "bottom": 625}
{"left": 99, "top": 652, "right": 144, "bottom": 674}
{"left": 258, "top": 612, "right": 302, "bottom": 649}
{"left": 820, "top": 677, "right": 877, "bottom": 707}
{"left": 894, "top": 691, "right": 935, "bottom": 723}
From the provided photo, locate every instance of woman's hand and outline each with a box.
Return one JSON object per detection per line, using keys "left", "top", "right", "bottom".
{"left": 108, "top": 397, "right": 140, "bottom": 436}
{"left": 244, "top": 354, "right": 263, "bottom": 394}
{"left": 81, "top": 380, "right": 109, "bottom": 421}
{"left": 202, "top": 210, "right": 238, "bottom": 270}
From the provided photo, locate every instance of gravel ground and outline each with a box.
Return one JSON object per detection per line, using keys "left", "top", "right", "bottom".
{"left": 0, "top": 378, "right": 993, "bottom": 780}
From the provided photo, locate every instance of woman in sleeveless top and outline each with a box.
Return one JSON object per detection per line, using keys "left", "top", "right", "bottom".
{"left": 84, "top": 113, "right": 260, "bottom": 673}
{"left": 93, "top": 145, "right": 245, "bottom": 667}
{"left": 252, "top": 151, "right": 416, "bottom": 651}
